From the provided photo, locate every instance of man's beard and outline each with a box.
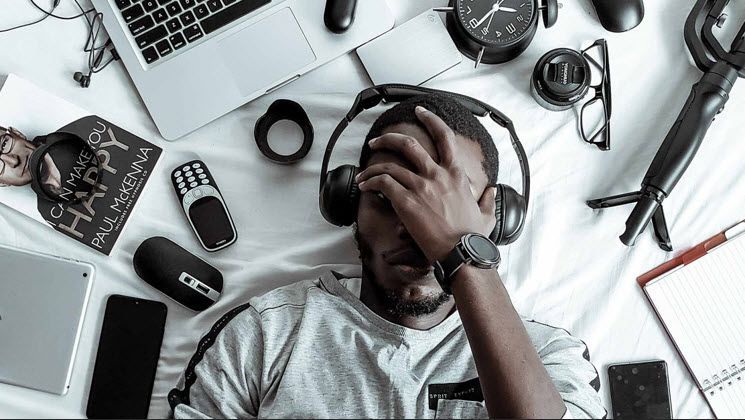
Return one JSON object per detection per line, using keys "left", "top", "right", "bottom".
{"left": 355, "top": 226, "right": 450, "bottom": 318}
{"left": 375, "top": 283, "right": 451, "bottom": 318}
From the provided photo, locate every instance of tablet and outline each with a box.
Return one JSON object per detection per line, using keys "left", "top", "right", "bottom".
{"left": 0, "top": 244, "right": 94, "bottom": 395}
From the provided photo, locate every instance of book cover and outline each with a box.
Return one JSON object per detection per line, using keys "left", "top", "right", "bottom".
{"left": 0, "top": 74, "right": 162, "bottom": 255}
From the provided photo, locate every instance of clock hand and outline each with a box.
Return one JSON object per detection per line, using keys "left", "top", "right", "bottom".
{"left": 485, "top": 12, "right": 496, "bottom": 31}
{"left": 499, "top": 7, "right": 518, "bottom": 12}
{"left": 475, "top": 0, "right": 506, "bottom": 27}
{"left": 475, "top": 9, "right": 497, "bottom": 27}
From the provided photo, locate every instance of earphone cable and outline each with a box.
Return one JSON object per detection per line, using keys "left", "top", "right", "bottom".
{"left": 0, "top": 0, "right": 117, "bottom": 76}
{"left": 81, "top": 9, "right": 116, "bottom": 74}
{"left": 28, "top": 0, "right": 94, "bottom": 20}
{"left": 0, "top": 0, "right": 58, "bottom": 33}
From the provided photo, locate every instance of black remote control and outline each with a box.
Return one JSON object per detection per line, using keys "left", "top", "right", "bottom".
{"left": 171, "top": 160, "right": 237, "bottom": 252}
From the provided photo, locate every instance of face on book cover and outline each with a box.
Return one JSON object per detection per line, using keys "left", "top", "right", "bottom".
{"left": 0, "top": 129, "right": 34, "bottom": 186}
{"left": 0, "top": 129, "right": 62, "bottom": 193}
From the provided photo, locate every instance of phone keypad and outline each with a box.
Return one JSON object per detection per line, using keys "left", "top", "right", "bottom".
{"left": 183, "top": 185, "right": 217, "bottom": 206}
{"left": 171, "top": 160, "right": 216, "bottom": 203}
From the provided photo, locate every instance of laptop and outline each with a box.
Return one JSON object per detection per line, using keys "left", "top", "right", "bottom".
{"left": 91, "top": 0, "right": 395, "bottom": 140}
{"left": 0, "top": 245, "right": 94, "bottom": 395}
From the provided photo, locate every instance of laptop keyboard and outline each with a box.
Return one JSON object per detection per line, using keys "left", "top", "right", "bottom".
{"left": 117, "top": 0, "right": 272, "bottom": 64}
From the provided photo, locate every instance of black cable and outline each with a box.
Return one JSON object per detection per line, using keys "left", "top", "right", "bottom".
{"left": 0, "top": 0, "right": 95, "bottom": 32}
{"left": 71, "top": 0, "right": 114, "bottom": 69}
{"left": 1, "top": 0, "right": 119, "bottom": 84}
{"left": 72, "top": 0, "right": 95, "bottom": 26}
{"left": 0, "top": 0, "right": 59, "bottom": 33}
{"left": 78, "top": 5, "right": 116, "bottom": 76}
{"left": 0, "top": 14, "right": 51, "bottom": 33}
{"left": 28, "top": 0, "right": 94, "bottom": 20}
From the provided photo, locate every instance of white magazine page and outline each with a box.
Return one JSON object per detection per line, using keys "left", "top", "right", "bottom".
{"left": 0, "top": 74, "right": 88, "bottom": 225}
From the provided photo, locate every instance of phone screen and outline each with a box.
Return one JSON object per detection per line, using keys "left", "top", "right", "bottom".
{"left": 608, "top": 361, "right": 672, "bottom": 419}
{"left": 189, "top": 196, "right": 235, "bottom": 249}
{"left": 86, "top": 295, "right": 167, "bottom": 419}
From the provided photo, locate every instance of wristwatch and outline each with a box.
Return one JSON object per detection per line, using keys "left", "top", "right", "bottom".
{"left": 433, "top": 233, "right": 501, "bottom": 294}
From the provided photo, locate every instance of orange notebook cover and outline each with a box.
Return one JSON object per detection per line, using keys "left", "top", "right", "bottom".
{"left": 637, "top": 228, "right": 734, "bottom": 287}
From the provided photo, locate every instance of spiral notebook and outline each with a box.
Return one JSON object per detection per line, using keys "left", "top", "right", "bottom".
{"left": 639, "top": 221, "right": 745, "bottom": 418}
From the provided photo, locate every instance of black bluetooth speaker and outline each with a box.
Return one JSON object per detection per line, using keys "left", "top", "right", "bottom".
{"left": 133, "top": 237, "right": 223, "bottom": 312}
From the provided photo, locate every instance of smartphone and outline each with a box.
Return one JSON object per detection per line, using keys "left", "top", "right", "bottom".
{"left": 608, "top": 360, "right": 672, "bottom": 419}
{"left": 86, "top": 295, "right": 167, "bottom": 419}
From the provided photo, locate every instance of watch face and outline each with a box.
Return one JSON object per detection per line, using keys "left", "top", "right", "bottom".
{"left": 464, "top": 234, "right": 500, "bottom": 264}
{"left": 455, "top": 0, "right": 535, "bottom": 46}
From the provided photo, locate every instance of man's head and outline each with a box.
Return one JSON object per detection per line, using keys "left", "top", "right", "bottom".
{"left": 354, "top": 94, "right": 499, "bottom": 318}
{"left": 0, "top": 127, "right": 36, "bottom": 187}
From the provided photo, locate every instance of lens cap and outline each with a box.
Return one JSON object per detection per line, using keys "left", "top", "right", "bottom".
{"left": 531, "top": 48, "right": 591, "bottom": 111}
{"left": 28, "top": 132, "right": 101, "bottom": 203}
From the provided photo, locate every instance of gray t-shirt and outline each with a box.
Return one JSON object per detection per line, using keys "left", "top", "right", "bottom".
{"left": 169, "top": 272, "right": 606, "bottom": 419}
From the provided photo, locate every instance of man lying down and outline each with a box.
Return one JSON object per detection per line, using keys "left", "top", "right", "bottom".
{"left": 169, "top": 94, "right": 606, "bottom": 419}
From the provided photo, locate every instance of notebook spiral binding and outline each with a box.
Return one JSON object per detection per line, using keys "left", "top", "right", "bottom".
{"left": 703, "top": 360, "right": 745, "bottom": 396}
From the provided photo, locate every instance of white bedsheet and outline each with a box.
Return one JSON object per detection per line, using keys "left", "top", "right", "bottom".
{"left": 1, "top": 0, "right": 743, "bottom": 418}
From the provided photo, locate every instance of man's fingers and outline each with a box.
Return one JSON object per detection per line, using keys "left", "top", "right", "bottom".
{"left": 357, "top": 162, "right": 423, "bottom": 191}
{"left": 414, "top": 106, "right": 457, "bottom": 167}
{"left": 358, "top": 174, "right": 412, "bottom": 210}
{"left": 368, "top": 133, "right": 436, "bottom": 175}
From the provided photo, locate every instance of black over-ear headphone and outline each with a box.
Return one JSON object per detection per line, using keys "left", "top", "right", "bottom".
{"left": 28, "top": 131, "right": 102, "bottom": 203}
{"left": 319, "top": 84, "right": 530, "bottom": 246}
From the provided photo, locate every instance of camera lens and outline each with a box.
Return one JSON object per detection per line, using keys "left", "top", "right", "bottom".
{"left": 531, "top": 48, "right": 591, "bottom": 111}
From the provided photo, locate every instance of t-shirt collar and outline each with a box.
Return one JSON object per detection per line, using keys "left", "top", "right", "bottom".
{"left": 320, "top": 271, "right": 463, "bottom": 342}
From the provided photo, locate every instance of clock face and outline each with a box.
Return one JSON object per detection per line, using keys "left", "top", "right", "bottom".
{"left": 455, "top": 0, "right": 535, "bottom": 46}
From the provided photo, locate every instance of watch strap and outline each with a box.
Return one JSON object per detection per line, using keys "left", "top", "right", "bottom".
{"left": 442, "top": 243, "right": 468, "bottom": 280}
{"left": 434, "top": 234, "right": 502, "bottom": 294}
{"left": 434, "top": 243, "right": 467, "bottom": 294}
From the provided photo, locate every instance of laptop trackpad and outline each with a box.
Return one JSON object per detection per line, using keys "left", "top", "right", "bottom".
{"left": 218, "top": 8, "right": 316, "bottom": 96}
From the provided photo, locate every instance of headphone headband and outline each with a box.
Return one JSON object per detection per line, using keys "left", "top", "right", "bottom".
{"left": 319, "top": 84, "right": 530, "bottom": 208}
{"left": 28, "top": 131, "right": 103, "bottom": 204}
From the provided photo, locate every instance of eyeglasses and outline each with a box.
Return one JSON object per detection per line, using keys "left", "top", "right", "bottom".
{"left": 580, "top": 39, "right": 612, "bottom": 151}
{"left": 0, "top": 130, "right": 15, "bottom": 177}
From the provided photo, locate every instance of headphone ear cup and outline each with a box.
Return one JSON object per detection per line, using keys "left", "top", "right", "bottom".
{"left": 491, "top": 184, "right": 527, "bottom": 246}
{"left": 27, "top": 137, "right": 46, "bottom": 200}
{"left": 490, "top": 185, "right": 505, "bottom": 244}
{"left": 320, "top": 165, "right": 360, "bottom": 227}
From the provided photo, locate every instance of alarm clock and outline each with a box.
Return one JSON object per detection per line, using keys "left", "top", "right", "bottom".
{"left": 436, "top": 0, "right": 559, "bottom": 67}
